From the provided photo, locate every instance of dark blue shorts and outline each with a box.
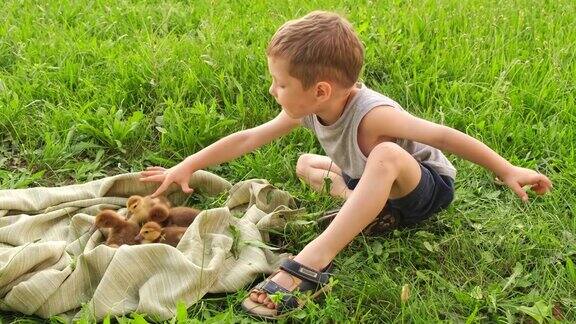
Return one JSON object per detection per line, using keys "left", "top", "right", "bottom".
{"left": 342, "top": 163, "right": 455, "bottom": 226}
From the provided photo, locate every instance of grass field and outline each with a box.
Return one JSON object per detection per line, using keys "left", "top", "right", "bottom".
{"left": 1, "top": 0, "right": 575, "bottom": 322}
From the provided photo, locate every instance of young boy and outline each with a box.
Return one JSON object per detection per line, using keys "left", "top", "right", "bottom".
{"left": 140, "top": 11, "right": 552, "bottom": 318}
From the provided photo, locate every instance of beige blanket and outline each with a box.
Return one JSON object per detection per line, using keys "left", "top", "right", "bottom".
{"left": 0, "top": 171, "right": 301, "bottom": 321}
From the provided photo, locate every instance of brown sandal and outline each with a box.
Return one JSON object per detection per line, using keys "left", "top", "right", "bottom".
{"left": 241, "top": 258, "right": 333, "bottom": 319}
{"left": 316, "top": 208, "right": 398, "bottom": 236}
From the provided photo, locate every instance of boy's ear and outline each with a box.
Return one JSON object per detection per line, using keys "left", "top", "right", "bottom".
{"left": 314, "top": 81, "right": 332, "bottom": 101}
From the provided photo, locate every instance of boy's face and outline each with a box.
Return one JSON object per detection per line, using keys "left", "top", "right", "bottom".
{"left": 267, "top": 56, "right": 319, "bottom": 119}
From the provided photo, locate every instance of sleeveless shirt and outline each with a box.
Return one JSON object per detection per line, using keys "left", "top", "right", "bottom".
{"left": 301, "top": 84, "right": 456, "bottom": 180}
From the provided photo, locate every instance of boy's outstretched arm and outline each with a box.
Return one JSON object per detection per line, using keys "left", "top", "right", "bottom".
{"left": 140, "top": 111, "right": 301, "bottom": 197}
{"left": 363, "top": 107, "right": 553, "bottom": 201}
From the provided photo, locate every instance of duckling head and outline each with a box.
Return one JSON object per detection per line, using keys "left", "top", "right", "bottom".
{"left": 126, "top": 195, "right": 143, "bottom": 214}
{"left": 135, "top": 221, "right": 162, "bottom": 243}
{"left": 127, "top": 195, "right": 171, "bottom": 224}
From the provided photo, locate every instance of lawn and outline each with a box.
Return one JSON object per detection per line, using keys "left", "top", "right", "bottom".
{"left": 1, "top": 0, "right": 575, "bottom": 322}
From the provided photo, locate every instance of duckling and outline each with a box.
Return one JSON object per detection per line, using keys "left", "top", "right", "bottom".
{"left": 126, "top": 195, "right": 171, "bottom": 225}
{"left": 135, "top": 221, "right": 187, "bottom": 247}
{"left": 93, "top": 210, "right": 141, "bottom": 247}
{"left": 148, "top": 204, "right": 201, "bottom": 228}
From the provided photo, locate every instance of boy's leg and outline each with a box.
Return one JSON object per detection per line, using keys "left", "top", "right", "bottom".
{"left": 250, "top": 142, "right": 422, "bottom": 308}
{"left": 296, "top": 153, "right": 352, "bottom": 199}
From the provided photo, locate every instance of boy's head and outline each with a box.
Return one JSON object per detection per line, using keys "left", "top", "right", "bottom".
{"left": 266, "top": 11, "right": 364, "bottom": 118}
{"left": 267, "top": 11, "right": 364, "bottom": 90}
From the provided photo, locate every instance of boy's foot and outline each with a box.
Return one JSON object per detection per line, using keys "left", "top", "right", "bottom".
{"left": 316, "top": 208, "right": 397, "bottom": 236}
{"left": 242, "top": 258, "right": 333, "bottom": 319}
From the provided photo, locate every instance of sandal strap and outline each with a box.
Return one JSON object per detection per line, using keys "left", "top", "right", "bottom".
{"left": 279, "top": 258, "right": 332, "bottom": 285}
{"left": 249, "top": 280, "right": 266, "bottom": 294}
{"left": 260, "top": 279, "right": 290, "bottom": 295}
{"left": 260, "top": 280, "right": 299, "bottom": 310}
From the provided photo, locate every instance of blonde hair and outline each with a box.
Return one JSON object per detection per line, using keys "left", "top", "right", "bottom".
{"left": 267, "top": 11, "right": 364, "bottom": 89}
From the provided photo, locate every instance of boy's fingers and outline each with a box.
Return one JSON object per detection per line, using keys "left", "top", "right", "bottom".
{"left": 139, "top": 174, "right": 164, "bottom": 182}
{"left": 532, "top": 179, "right": 552, "bottom": 194}
{"left": 540, "top": 175, "right": 553, "bottom": 189}
{"left": 181, "top": 182, "right": 194, "bottom": 194}
{"left": 151, "top": 181, "right": 171, "bottom": 198}
{"left": 531, "top": 173, "right": 552, "bottom": 187}
{"left": 532, "top": 186, "right": 548, "bottom": 195}
{"left": 510, "top": 182, "right": 528, "bottom": 202}
{"left": 140, "top": 170, "right": 164, "bottom": 177}
{"left": 146, "top": 166, "right": 166, "bottom": 171}
{"left": 522, "top": 173, "right": 542, "bottom": 186}
{"left": 527, "top": 175, "right": 552, "bottom": 194}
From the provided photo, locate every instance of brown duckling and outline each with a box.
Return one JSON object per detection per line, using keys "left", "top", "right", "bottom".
{"left": 135, "top": 221, "right": 187, "bottom": 247}
{"left": 126, "top": 195, "right": 171, "bottom": 225}
{"left": 149, "top": 204, "right": 201, "bottom": 228}
{"left": 92, "top": 210, "right": 141, "bottom": 247}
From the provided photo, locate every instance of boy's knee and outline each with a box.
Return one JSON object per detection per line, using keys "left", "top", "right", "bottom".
{"left": 296, "top": 154, "right": 314, "bottom": 178}
{"left": 367, "top": 142, "right": 407, "bottom": 171}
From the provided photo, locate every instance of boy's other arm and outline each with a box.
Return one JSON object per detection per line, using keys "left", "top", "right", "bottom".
{"left": 141, "top": 111, "right": 301, "bottom": 196}
{"left": 363, "top": 107, "right": 552, "bottom": 201}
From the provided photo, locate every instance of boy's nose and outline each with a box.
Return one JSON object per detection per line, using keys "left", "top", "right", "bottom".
{"left": 269, "top": 84, "right": 276, "bottom": 97}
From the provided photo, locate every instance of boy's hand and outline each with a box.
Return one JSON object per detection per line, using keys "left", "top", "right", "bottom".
{"left": 499, "top": 166, "right": 552, "bottom": 202}
{"left": 139, "top": 159, "right": 196, "bottom": 197}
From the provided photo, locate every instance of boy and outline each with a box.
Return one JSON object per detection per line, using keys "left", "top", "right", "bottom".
{"left": 140, "top": 11, "right": 552, "bottom": 318}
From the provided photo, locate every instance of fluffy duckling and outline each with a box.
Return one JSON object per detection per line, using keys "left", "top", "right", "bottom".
{"left": 93, "top": 210, "right": 141, "bottom": 247}
{"left": 135, "top": 221, "right": 187, "bottom": 247}
{"left": 148, "top": 204, "right": 201, "bottom": 228}
{"left": 126, "top": 195, "right": 171, "bottom": 225}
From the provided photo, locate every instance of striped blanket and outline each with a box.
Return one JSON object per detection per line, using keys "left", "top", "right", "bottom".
{"left": 0, "top": 171, "right": 300, "bottom": 321}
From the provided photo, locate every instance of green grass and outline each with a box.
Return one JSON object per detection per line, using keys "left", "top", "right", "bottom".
{"left": 1, "top": 0, "right": 575, "bottom": 322}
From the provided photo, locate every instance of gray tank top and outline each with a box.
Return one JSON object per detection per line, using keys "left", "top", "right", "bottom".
{"left": 301, "top": 84, "right": 456, "bottom": 180}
